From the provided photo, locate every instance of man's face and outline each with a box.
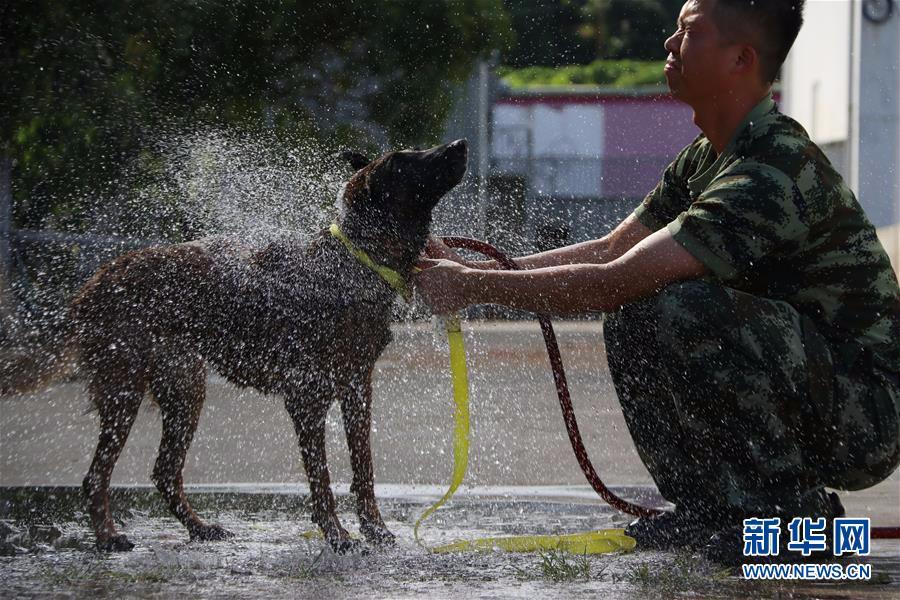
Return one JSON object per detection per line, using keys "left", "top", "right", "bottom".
{"left": 663, "top": 0, "right": 735, "bottom": 105}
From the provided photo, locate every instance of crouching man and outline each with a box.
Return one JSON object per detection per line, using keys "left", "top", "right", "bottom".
{"left": 416, "top": 0, "right": 900, "bottom": 564}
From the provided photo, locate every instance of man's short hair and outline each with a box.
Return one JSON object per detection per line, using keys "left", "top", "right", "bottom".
{"left": 713, "top": 0, "right": 805, "bottom": 84}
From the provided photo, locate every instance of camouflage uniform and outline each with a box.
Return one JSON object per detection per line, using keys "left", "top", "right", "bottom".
{"left": 606, "top": 95, "right": 900, "bottom": 518}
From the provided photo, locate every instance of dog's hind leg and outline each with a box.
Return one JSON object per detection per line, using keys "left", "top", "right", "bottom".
{"left": 82, "top": 364, "right": 146, "bottom": 552}
{"left": 150, "top": 352, "right": 232, "bottom": 542}
{"left": 340, "top": 369, "right": 395, "bottom": 547}
{"left": 285, "top": 389, "right": 361, "bottom": 554}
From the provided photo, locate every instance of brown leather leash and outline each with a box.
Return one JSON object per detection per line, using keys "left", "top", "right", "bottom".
{"left": 440, "top": 236, "right": 900, "bottom": 539}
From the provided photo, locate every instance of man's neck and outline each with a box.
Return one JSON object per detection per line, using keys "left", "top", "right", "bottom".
{"left": 693, "top": 88, "right": 770, "bottom": 154}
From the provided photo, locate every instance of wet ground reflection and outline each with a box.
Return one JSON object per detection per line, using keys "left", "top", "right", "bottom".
{"left": 2, "top": 487, "right": 898, "bottom": 599}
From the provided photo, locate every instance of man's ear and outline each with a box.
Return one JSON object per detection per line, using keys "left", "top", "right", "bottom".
{"left": 337, "top": 150, "right": 371, "bottom": 171}
{"left": 734, "top": 43, "right": 759, "bottom": 76}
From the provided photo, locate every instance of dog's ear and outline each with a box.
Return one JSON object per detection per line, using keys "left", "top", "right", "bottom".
{"left": 337, "top": 151, "right": 371, "bottom": 171}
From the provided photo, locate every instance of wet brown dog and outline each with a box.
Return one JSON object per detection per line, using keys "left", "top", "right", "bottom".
{"left": 3, "top": 140, "right": 467, "bottom": 553}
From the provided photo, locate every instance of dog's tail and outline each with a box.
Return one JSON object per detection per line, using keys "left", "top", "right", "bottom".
{"left": 0, "top": 331, "right": 77, "bottom": 397}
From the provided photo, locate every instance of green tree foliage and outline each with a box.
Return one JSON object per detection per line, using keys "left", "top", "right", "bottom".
{"left": 1, "top": 0, "right": 510, "bottom": 230}
{"left": 501, "top": 0, "right": 680, "bottom": 67}
{"left": 580, "top": 0, "right": 671, "bottom": 60}
{"left": 501, "top": 0, "right": 594, "bottom": 67}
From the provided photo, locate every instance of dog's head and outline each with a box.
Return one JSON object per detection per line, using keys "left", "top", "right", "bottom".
{"left": 339, "top": 139, "right": 467, "bottom": 222}
{"left": 336, "top": 140, "right": 467, "bottom": 266}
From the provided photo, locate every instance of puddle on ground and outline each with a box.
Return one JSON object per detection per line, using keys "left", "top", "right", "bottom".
{"left": 1, "top": 487, "right": 898, "bottom": 599}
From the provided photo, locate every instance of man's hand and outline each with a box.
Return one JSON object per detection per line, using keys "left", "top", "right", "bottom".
{"left": 423, "top": 235, "right": 470, "bottom": 265}
{"left": 415, "top": 258, "right": 473, "bottom": 314}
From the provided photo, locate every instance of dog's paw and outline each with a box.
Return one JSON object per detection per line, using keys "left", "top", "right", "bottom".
{"left": 330, "top": 536, "right": 369, "bottom": 556}
{"left": 190, "top": 523, "right": 234, "bottom": 542}
{"left": 361, "top": 523, "right": 396, "bottom": 548}
{"left": 96, "top": 534, "right": 135, "bottom": 552}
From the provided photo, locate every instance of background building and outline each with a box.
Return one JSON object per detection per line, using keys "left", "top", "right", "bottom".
{"left": 768, "top": 0, "right": 898, "bottom": 271}
{"left": 490, "top": 88, "right": 696, "bottom": 249}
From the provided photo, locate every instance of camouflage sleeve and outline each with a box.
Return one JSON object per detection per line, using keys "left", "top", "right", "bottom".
{"left": 633, "top": 167, "right": 693, "bottom": 232}
{"left": 632, "top": 141, "right": 701, "bottom": 232}
{"left": 666, "top": 163, "right": 808, "bottom": 280}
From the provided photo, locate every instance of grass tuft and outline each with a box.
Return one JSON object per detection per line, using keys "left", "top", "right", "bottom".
{"left": 619, "top": 554, "right": 731, "bottom": 591}
{"left": 538, "top": 549, "right": 591, "bottom": 582}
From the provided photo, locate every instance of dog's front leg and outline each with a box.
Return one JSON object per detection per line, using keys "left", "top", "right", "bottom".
{"left": 341, "top": 371, "right": 395, "bottom": 547}
{"left": 285, "top": 392, "right": 360, "bottom": 554}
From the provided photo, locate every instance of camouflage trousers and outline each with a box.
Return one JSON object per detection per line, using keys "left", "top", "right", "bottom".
{"left": 604, "top": 280, "right": 900, "bottom": 518}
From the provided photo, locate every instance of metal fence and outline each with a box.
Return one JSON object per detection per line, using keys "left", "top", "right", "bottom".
{"left": 493, "top": 154, "right": 670, "bottom": 199}
{"left": 0, "top": 159, "right": 163, "bottom": 339}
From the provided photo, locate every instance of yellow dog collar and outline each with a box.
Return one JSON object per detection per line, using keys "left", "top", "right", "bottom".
{"left": 329, "top": 223, "right": 414, "bottom": 302}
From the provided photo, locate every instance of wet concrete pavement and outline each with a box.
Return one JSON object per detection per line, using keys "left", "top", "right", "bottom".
{"left": 1, "top": 486, "right": 898, "bottom": 599}
{"left": 2, "top": 320, "right": 899, "bottom": 597}
{"left": 2, "top": 320, "right": 898, "bottom": 523}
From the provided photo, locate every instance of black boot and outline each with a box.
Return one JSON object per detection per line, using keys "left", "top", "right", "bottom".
{"left": 625, "top": 505, "right": 732, "bottom": 551}
{"left": 703, "top": 492, "right": 846, "bottom": 566}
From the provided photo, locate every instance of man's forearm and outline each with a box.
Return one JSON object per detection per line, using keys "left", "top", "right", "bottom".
{"left": 461, "top": 263, "right": 637, "bottom": 314}
{"left": 457, "top": 227, "right": 708, "bottom": 314}
{"left": 468, "top": 213, "right": 652, "bottom": 271}
{"left": 469, "top": 238, "right": 614, "bottom": 270}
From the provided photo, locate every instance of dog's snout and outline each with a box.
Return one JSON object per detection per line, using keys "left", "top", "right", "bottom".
{"left": 440, "top": 139, "right": 468, "bottom": 169}
{"left": 445, "top": 139, "right": 468, "bottom": 158}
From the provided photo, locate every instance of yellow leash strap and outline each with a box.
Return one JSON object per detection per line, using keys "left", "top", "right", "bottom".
{"left": 414, "top": 314, "right": 470, "bottom": 543}
{"left": 329, "top": 223, "right": 413, "bottom": 301}
{"left": 432, "top": 528, "right": 636, "bottom": 554}
{"left": 414, "top": 314, "right": 635, "bottom": 555}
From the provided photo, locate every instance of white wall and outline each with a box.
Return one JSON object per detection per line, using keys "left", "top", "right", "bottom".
{"left": 782, "top": 0, "right": 852, "bottom": 145}
{"left": 853, "top": 0, "right": 900, "bottom": 271}
{"left": 493, "top": 103, "right": 604, "bottom": 198}
{"left": 783, "top": 0, "right": 900, "bottom": 273}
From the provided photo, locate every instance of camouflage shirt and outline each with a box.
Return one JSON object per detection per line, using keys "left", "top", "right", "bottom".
{"left": 634, "top": 94, "right": 900, "bottom": 375}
